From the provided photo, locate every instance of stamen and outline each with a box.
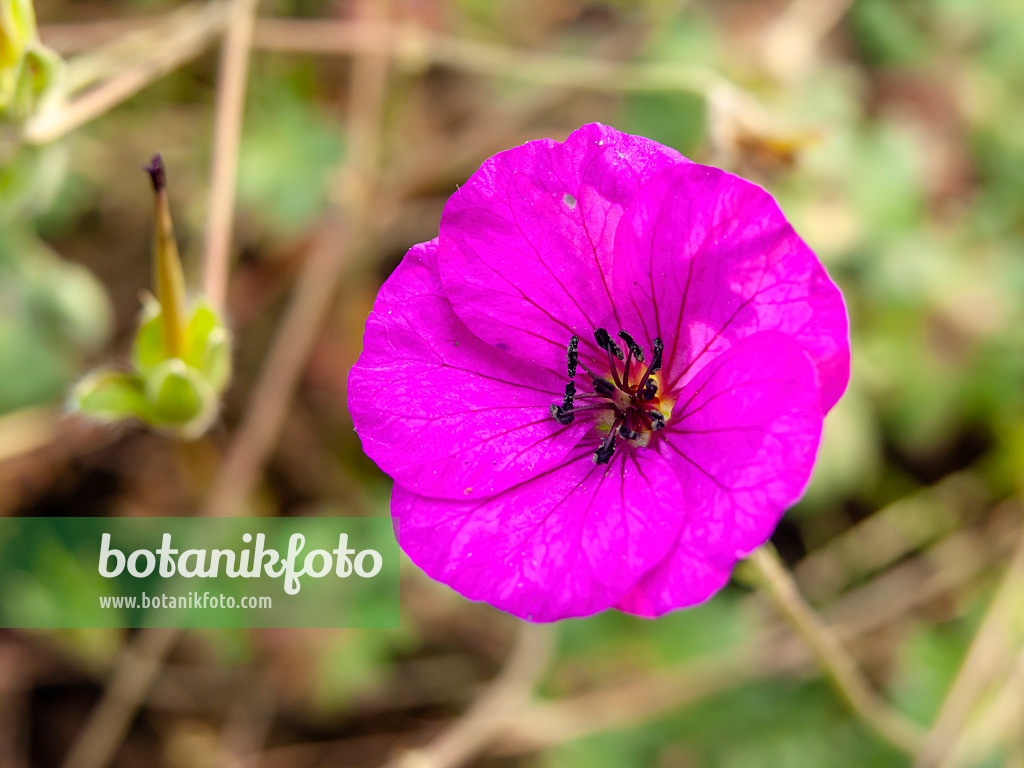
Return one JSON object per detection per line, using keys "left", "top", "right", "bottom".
{"left": 617, "top": 331, "right": 644, "bottom": 362}
{"left": 618, "top": 423, "right": 639, "bottom": 440}
{"left": 620, "top": 342, "right": 633, "bottom": 389}
{"left": 594, "top": 328, "right": 624, "bottom": 360}
{"left": 561, "top": 404, "right": 617, "bottom": 417}
{"left": 618, "top": 331, "right": 642, "bottom": 390}
{"left": 567, "top": 335, "right": 579, "bottom": 378}
{"left": 594, "top": 441, "right": 616, "bottom": 464}
{"left": 594, "top": 417, "right": 621, "bottom": 465}
{"left": 594, "top": 328, "right": 624, "bottom": 389}
{"left": 592, "top": 378, "right": 616, "bottom": 398}
{"left": 563, "top": 381, "right": 576, "bottom": 407}
{"left": 549, "top": 382, "right": 577, "bottom": 425}
{"left": 650, "top": 338, "right": 664, "bottom": 373}
{"left": 573, "top": 349, "right": 603, "bottom": 382}
{"left": 636, "top": 336, "right": 664, "bottom": 394}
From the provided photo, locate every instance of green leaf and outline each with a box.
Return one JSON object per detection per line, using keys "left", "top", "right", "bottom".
{"left": 200, "top": 326, "right": 231, "bottom": 395}
{"left": 183, "top": 301, "right": 232, "bottom": 393}
{"left": 27, "top": 248, "right": 113, "bottom": 353}
{"left": 890, "top": 623, "right": 970, "bottom": 726}
{"left": 238, "top": 73, "right": 346, "bottom": 234}
{"left": 559, "top": 679, "right": 905, "bottom": 768}
{"left": 0, "top": 143, "right": 70, "bottom": 220}
{"left": 144, "top": 358, "right": 209, "bottom": 425}
{"left": 1, "top": 0, "right": 63, "bottom": 121}
{"left": 11, "top": 44, "right": 61, "bottom": 119}
{"left": 182, "top": 302, "right": 217, "bottom": 365}
{"left": 70, "top": 369, "right": 152, "bottom": 423}
{"left": 131, "top": 297, "right": 167, "bottom": 375}
{"left": 849, "top": 0, "right": 933, "bottom": 68}
{"left": 619, "top": 91, "right": 706, "bottom": 157}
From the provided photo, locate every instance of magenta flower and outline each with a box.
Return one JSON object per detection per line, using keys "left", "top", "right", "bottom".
{"left": 348, "top": 123, "right": 848, "bottom": 622}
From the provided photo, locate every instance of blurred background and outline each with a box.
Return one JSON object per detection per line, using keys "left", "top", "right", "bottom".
{"left": 1, "top": 0, "right": 1024, "bottom": 765}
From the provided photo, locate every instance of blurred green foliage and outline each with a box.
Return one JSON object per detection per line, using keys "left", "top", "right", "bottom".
{"left": 238, "top": 66, "right": 346, "bottom": 236}
{"left": 0, "top": 225, "right": 111, "bottom": 412}
{"left": 546, "top": 679, "right": 906, "bottom": 768}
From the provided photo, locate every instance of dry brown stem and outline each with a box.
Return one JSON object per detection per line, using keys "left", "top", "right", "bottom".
{"left": 25, "top": 1, "right": 232, "bottom": 144}
{"left": 381, "top": 624, "right": 555, "bottom": 768}
{"left": 56, "top": 3, "right": 392, "bottom": 767}
{"left": 202, "top": 0, "right": 261, "bottom": 308}
{"left": 747, "top": 546, "right": 924, "bottom": 754}
{"left": 916, "top": 499, "right": 1024, "bottom": 768}
{"left": 59, "top": 627, "right": 180, "bottom": 768}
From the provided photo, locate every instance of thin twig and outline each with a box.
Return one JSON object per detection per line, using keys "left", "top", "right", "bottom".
{"left": 216, "top": 671, "right": 277, "bottom": 768}
{"left": 495, "top": 630, "right": 797, "bottom": 755}
{"left": 760, "top": 0, "right": 856, "bottom": 81}
{"left": 59, "top": 627, "right": 180, "bottom": 768}
{"left": 793, "top": 471, "right": 986, "bottom": 604}
{"left": 250, "top": 510, "right": 1006, "bottom": 766}
{"left": 199, "top": 219, "right": 352, "bottom": 518}
{"left": 42, "top": 16, "right": 730, "bottom": 95}
{"left": 496, "top": 513, "right": 1015, "bottom": 756}
{"left": 495, "top": 530, "right": 982, "bottom": 758}
{"left": 202, "top": 0, "right": 261, "bottom": 308}
{"left": 254, "top": 19, "right": 727, "bottom": 94}
{"left": 747, "top": 546, "right": 925, "bottom": 755}
{"left": 58, "top": 4, "right": 392, "bottom": 766}
{"left": 915, "top": 512, "right": 1024, "bottom": 768}
{"left": 52, "top": 3, "right": 211, "bottom": 94}
{"left": 199, "top": 0, "right": 389, "bottom": 520}
{"left": 24, "top": 0, "right": 231, "bottom": 145}
{"left": 938, "top": 650, "right": 1024, "bottom": 768}
{"left": 382, "top": 624, "right": 555, "bottom": 768}
{"left": 41, "top": 18, "right": 165, "bottom": 55}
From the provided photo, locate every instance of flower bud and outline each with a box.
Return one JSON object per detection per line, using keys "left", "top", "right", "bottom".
{"left": 0, "top": 0, "right": 35, "bottom": 70}
{"left": 70, "top": 156, "right": 233, "bottom": 439}
{"left": 1, "top": 0, "right": 62, "bottom": 121}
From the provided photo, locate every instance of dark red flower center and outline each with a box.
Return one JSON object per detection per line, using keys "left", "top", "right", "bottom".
{"left": 551, "top": 329, "right": 668, "bottom": 464}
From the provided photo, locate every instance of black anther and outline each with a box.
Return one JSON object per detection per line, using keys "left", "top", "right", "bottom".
{"left": 594, "top": 437, "right": 616, "bottom": 465}
{"left": 567, "top": 335, "right": 579, "bottom": 378}
{"left": 550, "top": 382, "right": 577, "bottom": 425}
{"left": 649, "top": 337, "right": 664, "bottom": 374}
{"left": 617, "top": 331, "right": 644, "bottom": 362}
{"left": 618, "top": 423, "right": 640, "bottom": 440}
{"left": 594, "top": 328, "right": 623, "bottom": 360}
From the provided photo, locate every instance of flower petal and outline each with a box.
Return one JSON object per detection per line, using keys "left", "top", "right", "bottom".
{"left": 438, "top": 122, "right": 686, "bottom": 373}
{"left": 615, "top": 542, "right": 730, "bottom": 618}
{"left": 623, "top": 332, "right": 822, "bottom": 616}
{"left": 348, "top": 240, "right": 590, "bottom": 500}
{"left": 612, "top": 162, "right": 850, "bottom": 411}
{"left": 392, "top": 445, "right": 685, "bottom": 622}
